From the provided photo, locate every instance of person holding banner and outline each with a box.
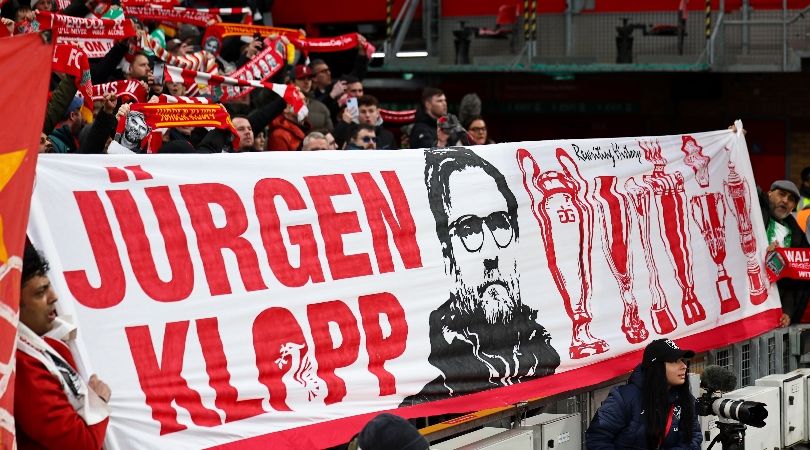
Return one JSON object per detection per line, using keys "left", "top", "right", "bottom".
{"left": 759, "top": 180, "right": 810, "bottom": 327}
{"left": 16, "top": 244, "right": 111, "bottom": 450}
{"left": 585, "top": 339, "right": 701, "bottom": 450}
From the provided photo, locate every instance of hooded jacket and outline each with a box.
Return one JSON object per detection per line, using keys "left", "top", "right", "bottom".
{"left": 586, "top": 365, "right": 702, "bottom": 450}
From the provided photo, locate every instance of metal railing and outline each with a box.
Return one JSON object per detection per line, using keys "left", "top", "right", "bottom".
{"left": 379, "top": 4, "right": 810, "bottom": 72}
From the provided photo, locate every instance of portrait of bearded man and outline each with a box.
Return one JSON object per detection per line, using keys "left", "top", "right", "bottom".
{"left": 401, "top": 147, "right": 560, "bottom": 406}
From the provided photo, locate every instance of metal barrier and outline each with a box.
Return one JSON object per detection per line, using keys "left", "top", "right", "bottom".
{"left": 395, "top": 4, "right": 810, "bottom": 72}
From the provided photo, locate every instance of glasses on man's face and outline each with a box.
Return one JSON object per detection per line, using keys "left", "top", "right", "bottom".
{"left": 314, "top": 67, "right": 331, "bottom": 76}
{"left": 449, "top": 211, "right": 513, "bottom": 252}
{"left": 361, "top": 136, "right": 377, "bottom": 143}
{"left": 469, "top": 126, "right": 487, "bottom": 133}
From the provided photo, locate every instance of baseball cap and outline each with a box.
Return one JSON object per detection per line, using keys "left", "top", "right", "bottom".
{"left": 770, "top": 180, "right": 800, "bottom": 202}
{"left": 642, "top": 339, "right": 695, "bottom": 367}
{"left": 356, "top": 414, "right": 429, "bottom": 450}
{"left": 294, "top": 65, "right": 314, "bottom": 80}
{"left": 63, "top": 95, "right": 83, "bottom": 119}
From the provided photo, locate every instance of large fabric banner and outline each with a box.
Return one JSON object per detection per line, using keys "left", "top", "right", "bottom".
{"left": 27, "top": 123, "right": 780, "bottom": 449}
{"left": 0, "top": 33, "right": 53, "bottom": 449}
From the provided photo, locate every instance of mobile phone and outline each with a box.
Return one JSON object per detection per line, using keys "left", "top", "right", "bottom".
{"left": 153, "top": 61, "right": 165, "bottom": 86}
{"left": 346, "top": 97, "right": 359, "bottom": 121}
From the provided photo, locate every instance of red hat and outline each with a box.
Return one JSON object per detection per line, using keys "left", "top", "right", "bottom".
{"left": 294, "top": 65, "right": 313, "bottom": 80}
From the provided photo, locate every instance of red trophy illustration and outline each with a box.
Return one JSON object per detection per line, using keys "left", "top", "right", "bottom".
{"left": 517, "top": 148, "right": 609, "bottom": 359}
{"left": 681, "top": 135, "right": 711, "bottom": 188}
{"left": 640, "top": 140, "right": 706, "bottom": 326}
{"left": 594, "top": 176, "right": 649, "bottom": 343}
{"left": 625, "top": 177, "right": 677, "bottom": 335}
{"left": 723, "top": 153, "right": 768, "bottom": 304}
{"left": 690, "top": 193, "right": 740, "bottom": 314}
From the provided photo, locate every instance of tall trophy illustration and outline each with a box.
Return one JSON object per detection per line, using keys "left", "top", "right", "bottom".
{"left": 690, "top": 193, "right": 740, "bottom": 313}
{"left": 518, "top": 148, "right": 609, "bottom": 358}
{"left": 625, "top": 177, "right": 677, "bottom": 334}
{"left": 681, "top": 135, "right": 711, "bottom": 189}
{"left": 723, "top": 152, "right": 768, "bottom": 304}
{"left": 640, "top": 140, "right": 706, "bottom": 326}
{"left": 594, "top": 176, "right": 649, "bottom": 343}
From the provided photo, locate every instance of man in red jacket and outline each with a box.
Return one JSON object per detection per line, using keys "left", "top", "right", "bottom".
{"left": 16, "top": 243, "right": 112, "bottom": 450}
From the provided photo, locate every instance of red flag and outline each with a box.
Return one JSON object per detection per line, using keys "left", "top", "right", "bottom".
{"left": 0, "top": 32, "right": 53, "bottom": 450}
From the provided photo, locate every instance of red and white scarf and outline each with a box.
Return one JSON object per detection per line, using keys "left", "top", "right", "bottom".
{"left": 123, "top": 6, "right": 251, "bottom": 27}
{"left": 91, "top": 79, "right": 148, "bottom": 103}
{"left": 380, "top": 109, "right": 416, "bottom": 124}
{"left": 35, "top": 10, "right": 137, "bottom": 40}
{"left": 52, "top": 43, "right": 94, "bottom": 120}
{"left": 291, "top": 32, "right": 375, "bottom": 58}
{"left": 117, "top": 102, "right": 240, "bottom": 151}
{"left": 201, "top": 23, "right": 302, "bottom": 55}
{"left": 214, "top": 36, "right": 286, "bottom": 101}
{"left": 164, "top": 65, "right": 307, "bottom": 120}
{"left": 17, "top": 321, "right": 110, "bottom": 426}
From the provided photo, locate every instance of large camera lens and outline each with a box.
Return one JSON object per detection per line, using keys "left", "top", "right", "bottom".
{"left": 711, "top": 398, "right": 768, "bottom": 428}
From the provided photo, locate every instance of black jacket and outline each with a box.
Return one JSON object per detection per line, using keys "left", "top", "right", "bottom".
{"left": 409, "top": 110, "right": 438, "bottom": 149}
{"left": 759, "top": 188, "right": 810, "bottom": 322}
{"left": 400, "top": 299, "right": 559, "bottom": 406}
{"left": 586, "top": 366, "right": 702, "bottom": 449}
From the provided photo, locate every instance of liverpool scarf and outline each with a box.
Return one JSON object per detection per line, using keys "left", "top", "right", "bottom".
{"left": 164, "top": 65, "right": 307, "bottom": 120}
{"left": 91, "top": 80, "right": 148, "bottom": 103}
{"left": 123, "top": 6, "right": 251, "bottom": 28}
{"left": 766, "top": 248, "right": 810, "bottom": 282}
{"left": 201, "top": 23, "right": 302, "bottom": 55}
{"left": 52, "top": 43, "right": 94, "bottom": 122}
{"left": 35, "top": 10, "right": 137, "bottom": 40}
{"left": 291, "top": 32, "right": 375, "bottom": 57}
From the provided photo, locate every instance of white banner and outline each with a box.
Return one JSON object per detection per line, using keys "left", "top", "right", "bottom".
{"left": 27, "top": 122, "right": 780, "bottom": 449}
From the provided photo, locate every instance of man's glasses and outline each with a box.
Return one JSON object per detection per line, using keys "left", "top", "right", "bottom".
{"left": 449, "top": 211, "right": 514, "bottom": 252}
{"left": 469, "top": 126, "right": 487, "bottom": 133}
{"left": 361, "top": 136, "right": 377, "bottom": 143}
{"left": 314, "top": 67, "right": 331, "bottom": 76}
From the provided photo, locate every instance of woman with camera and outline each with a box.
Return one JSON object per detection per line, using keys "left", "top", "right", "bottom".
{"left": 585, "top": 339, "right": 702, "bottom": 449}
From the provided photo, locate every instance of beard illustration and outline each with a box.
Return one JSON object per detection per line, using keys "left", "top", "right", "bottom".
{"left": 451, "top": 260, "right": 521, "bottom": 325}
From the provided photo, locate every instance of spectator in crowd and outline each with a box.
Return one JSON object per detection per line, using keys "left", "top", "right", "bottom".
{"left": 464, "top": 116, "right": 494, "bottom": 145}
{"left": 16, "top": 243, "right": 112, "bottom": 450}
{"left": 798, "top": 166, "right": 810, "bottom": 211}
{"left": 232, "top": 116, "right": 256, "bottom": 152}
{"left": 410, "top": 87, "right": 447, "bottom": 149}
{"left": 324, "top": 131, "right": 338, "bottom": 150}
{"left": 343, "top": 74, "right": 363, "bottom": 98}
{"left": 759, "top": 180, "right": 810, "bottom": 326}
{"left": 267, "top": 104, "right": 307, "bottom": 150}
{"left": 302, "top": 131, "right": 330, "bottom": 151}
{"left": 347, "top": 413, "right": 429, "bottom": 450}
{"left": 294, "top": 65, "right": 333, "bottom": 133}
{"left": 345, "top": 124, "right": 376, "bottom": 150}
{"left": 586, "top": 339, "right": 701, "bottom": 449}
{"left": 253, "top": 128, "right": 267, "bottom": 151}
{"left": 334, "top": 95, "right": 396, "bottom": 150}
{"left": 48, "top": 95, "right": 85, "bottom": 153}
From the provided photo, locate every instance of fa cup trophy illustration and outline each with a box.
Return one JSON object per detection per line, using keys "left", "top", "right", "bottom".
{"left": 690, "top": 193, "right": 740, "bottom": 313}
{"left": 640, "top": 140, "right": 706, "bottom": 326}
{"left": 518, "top": 148, "right": 609, "bottom": 358}
{"left": 625, "top": 177, "right": 677, "bottom": 334}
{"left": 723, "top": 153, "right": 768, "bottom": 304}
{"left": 594, "top": 176, "right": 649, "bottom": 343}
{"left": 681, "top": 135, "right": 711, "bottom": 188}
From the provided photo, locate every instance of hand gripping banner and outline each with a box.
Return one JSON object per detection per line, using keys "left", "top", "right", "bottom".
{"left": 0, "top": 33, "right": 53, "bottom": 450}
{"left": 27, "top": 122, "right": 781, "bottom": 450}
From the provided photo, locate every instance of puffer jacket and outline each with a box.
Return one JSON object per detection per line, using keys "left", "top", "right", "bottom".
{"left": 585, "top": 365, "right": 702, "bottom": 449}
